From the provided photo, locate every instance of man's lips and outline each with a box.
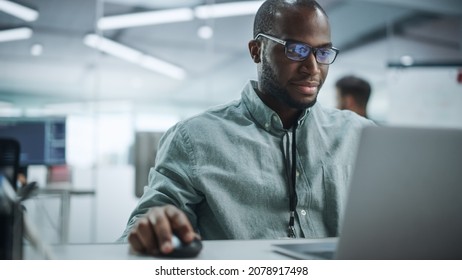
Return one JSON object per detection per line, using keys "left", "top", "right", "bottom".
{"left": 291, "top": 80, "right": 320, "bottom": 87}
{"left": 291, "top": 81, "right": 319, "bottom": 95}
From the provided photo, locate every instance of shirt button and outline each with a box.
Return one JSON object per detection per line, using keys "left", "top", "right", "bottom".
{"left": 296, "top": 170, "right": 300, "bottom": 177}
{"left": 265, "top": 123, "right": 270, "bottom": 129}
{"left": 300, "top": 210, "right": 307, "bottom": 216}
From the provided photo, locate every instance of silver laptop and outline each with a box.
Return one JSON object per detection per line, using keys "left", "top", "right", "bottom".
{"left": 274, "top": 125, "right": 462, "bottom": 259}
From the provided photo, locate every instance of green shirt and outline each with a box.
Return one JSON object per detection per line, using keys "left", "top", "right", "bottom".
{"left": 121, "top": 80, "right": 373, "bottom": 240}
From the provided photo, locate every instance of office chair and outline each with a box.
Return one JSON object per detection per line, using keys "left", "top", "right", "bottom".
{"left": 0, "top": 138, "right": 22, "bottom": 259}
{"left": 0, "top": 138, "right": 20, "bottom": 191}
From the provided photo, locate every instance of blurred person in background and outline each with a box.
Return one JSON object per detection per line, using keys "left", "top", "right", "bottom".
{"left": 335, "top": 75, "right": 371, "bottom": 118}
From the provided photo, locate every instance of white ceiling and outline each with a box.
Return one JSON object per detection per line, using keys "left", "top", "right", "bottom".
{"left": 0, "top": 0, "right": 461, "bottom": 117}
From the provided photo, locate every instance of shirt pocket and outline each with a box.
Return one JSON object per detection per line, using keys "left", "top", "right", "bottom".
{"left": 322, "top": 164, "right": 352, "bottom": 236}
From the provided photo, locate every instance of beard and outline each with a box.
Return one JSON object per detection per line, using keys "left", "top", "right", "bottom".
{"left": 260, "top": 57, "right": 319, "bottom": 110}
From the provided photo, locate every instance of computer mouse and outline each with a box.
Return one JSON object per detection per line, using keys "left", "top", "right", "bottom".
{"left": 161, "top": 235, "right": 203, "bottom": 258}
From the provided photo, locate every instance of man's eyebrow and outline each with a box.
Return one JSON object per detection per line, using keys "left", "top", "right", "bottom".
{"left": 287, "top": 38, "right": 333, "bottom": 48}
{"left": 319, "top": 42, "right": 333, "bottom": 48}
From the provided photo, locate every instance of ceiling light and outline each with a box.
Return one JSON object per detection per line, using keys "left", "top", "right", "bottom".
{"left": 0, "top": 107, "right": 22, "bottom": 117}
{"left": 83, "top": 34, "right": 186, "bottom": 80}
{"left": 97, "top": 8, "right": 194, "bottom": 30}
{"left": 0, "top": 27, "right": 32, "bottom": 43}
{"left": 30, "top": 43, "right": 43, "bottom": 56}
{"left": 103, "top": 0, "right": 202, "bottom": 10}
{"left": 0, "top": 0, "right": 39, "bottom": 22}
{"left": 84, "top": 34, "right": 143, "bottom": 63}
{"left": 400, "top": 55, "right": 414, "bottom": 66}
{"left": 96, "top": 1, "right": 264, "bottom": 30}
{"left": 197, "top": 25, "right": 213, "bottom": 40}
{"left": 139, "top": 56, "right": 186, "bottom": 80}
{"left": 44, "top": 101, "right": 134, "bottom": 114}
{"left": 0, "top": 101, "right": 22, "bottom": 117}
{"left": 194, "top": 1, "right": 263, "bottom": 19}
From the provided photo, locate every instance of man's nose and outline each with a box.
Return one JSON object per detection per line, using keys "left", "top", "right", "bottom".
{"left": 300, "top": 52, "right": 321, "bottom": 74}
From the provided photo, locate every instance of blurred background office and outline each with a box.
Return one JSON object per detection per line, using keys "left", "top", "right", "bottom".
{"left": 0, "top": 0, "right": 461, "bottom": 245}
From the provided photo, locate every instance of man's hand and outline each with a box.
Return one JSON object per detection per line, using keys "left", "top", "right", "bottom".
{"left": 128, "top": 205, "right": 197, "bottom": 255}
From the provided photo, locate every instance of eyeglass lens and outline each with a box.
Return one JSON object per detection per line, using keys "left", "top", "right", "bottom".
{"left": 286, "top": 42, "right": 336, "bottom": 64}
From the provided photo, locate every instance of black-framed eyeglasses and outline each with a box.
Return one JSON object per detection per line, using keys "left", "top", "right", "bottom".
{"left": 255, "top": 33, "right": 339, "bottom": 65}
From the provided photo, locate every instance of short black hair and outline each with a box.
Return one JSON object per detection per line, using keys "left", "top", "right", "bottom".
{"left": 336, "top": 75, "right": 372, "bottom": 107}
{"left": 253, "top": 0, "right": 328, "bottom": 38}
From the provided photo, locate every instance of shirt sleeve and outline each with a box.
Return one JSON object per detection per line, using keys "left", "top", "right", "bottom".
{"left": 118, "top": 122, "right": 203, "bottom": 242}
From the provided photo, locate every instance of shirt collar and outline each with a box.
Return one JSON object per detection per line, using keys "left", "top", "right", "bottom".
{"left": 242, "top": 80, "right": 311, "bottom": 133}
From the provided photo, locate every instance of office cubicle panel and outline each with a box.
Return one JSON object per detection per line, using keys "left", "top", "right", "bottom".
{"left": 133, "top": 131, "right": 164, "bottom": 198}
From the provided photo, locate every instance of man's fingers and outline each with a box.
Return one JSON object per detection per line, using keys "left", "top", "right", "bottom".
{"left": 127, "top": 205, "right": 196, "bottom": 256}
{"left": 165, "top": 205, "right": 196, "bottom": 243}
{"left": 152, "top": 208, "right": 174, "bottom": 254}
{"left": 128, "top": 232, "right": 148, "bottom": 254}
{"left": 128, "top": 211, "right": 160, "bottom": 255}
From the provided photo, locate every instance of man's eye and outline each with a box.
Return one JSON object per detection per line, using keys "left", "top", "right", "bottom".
{"left": 318, "top": 49, "right": 332, "bottom": 57}
{"left": 295, "top": 45, "right": 309, "bottom": 55}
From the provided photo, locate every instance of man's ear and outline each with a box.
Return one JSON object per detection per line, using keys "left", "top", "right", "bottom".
{"left": 248, "top": 40, "right": 261, "bottom": 63}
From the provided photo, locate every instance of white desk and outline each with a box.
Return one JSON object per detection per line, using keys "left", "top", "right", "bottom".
{"left": 35, "top": 185, "right": 96, "bottom": 244}
{"left": 26, "top": 238, "right": 337, "bottom": 260}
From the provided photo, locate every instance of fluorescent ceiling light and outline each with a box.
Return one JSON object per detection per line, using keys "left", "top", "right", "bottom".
{"left": 83, "top": 34, "right": 186, "bottom": 80}
{"left": 0, "top": 101, "right": 22, "bottom": 117}
{"left": 97, "top": 1, "right": 264, "bottom": 30}
{"left": 195, "top": 1, "right": 263, "bottom": 19}
{"left": 98, "top": 8, "right": 194, "bottom": 30}
{"left": 140, "top": 56, "right": 186, "bottom": 80}
{"left": 0, "top": 107, "right": 22, "bottom": 117}
{"left": 0, "top": 0, "right": 39, "bottom": 22}
{"left": 44, "top": 101, "right": 134, "bottom": 114}
{"left": 0, "top": 27, "right": 32, "bottom": 43}
{"left": 84, "top": 34, "right": 142, "bottom": 63}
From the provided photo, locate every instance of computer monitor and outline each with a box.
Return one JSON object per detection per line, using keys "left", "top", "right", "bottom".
{"left": 0, "top": 118, "right": 66, "bottom": 167}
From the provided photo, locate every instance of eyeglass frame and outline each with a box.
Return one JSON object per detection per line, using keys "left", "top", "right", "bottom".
{"left": 254, "top": 33, "right": 339, "bottom": 65}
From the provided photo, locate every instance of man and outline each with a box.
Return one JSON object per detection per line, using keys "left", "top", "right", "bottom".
{"left": 121, "top": 0, "right": 373, "bottom": 256}
{"left": 336, "top": 75, "right": 372, "bottom": 118}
